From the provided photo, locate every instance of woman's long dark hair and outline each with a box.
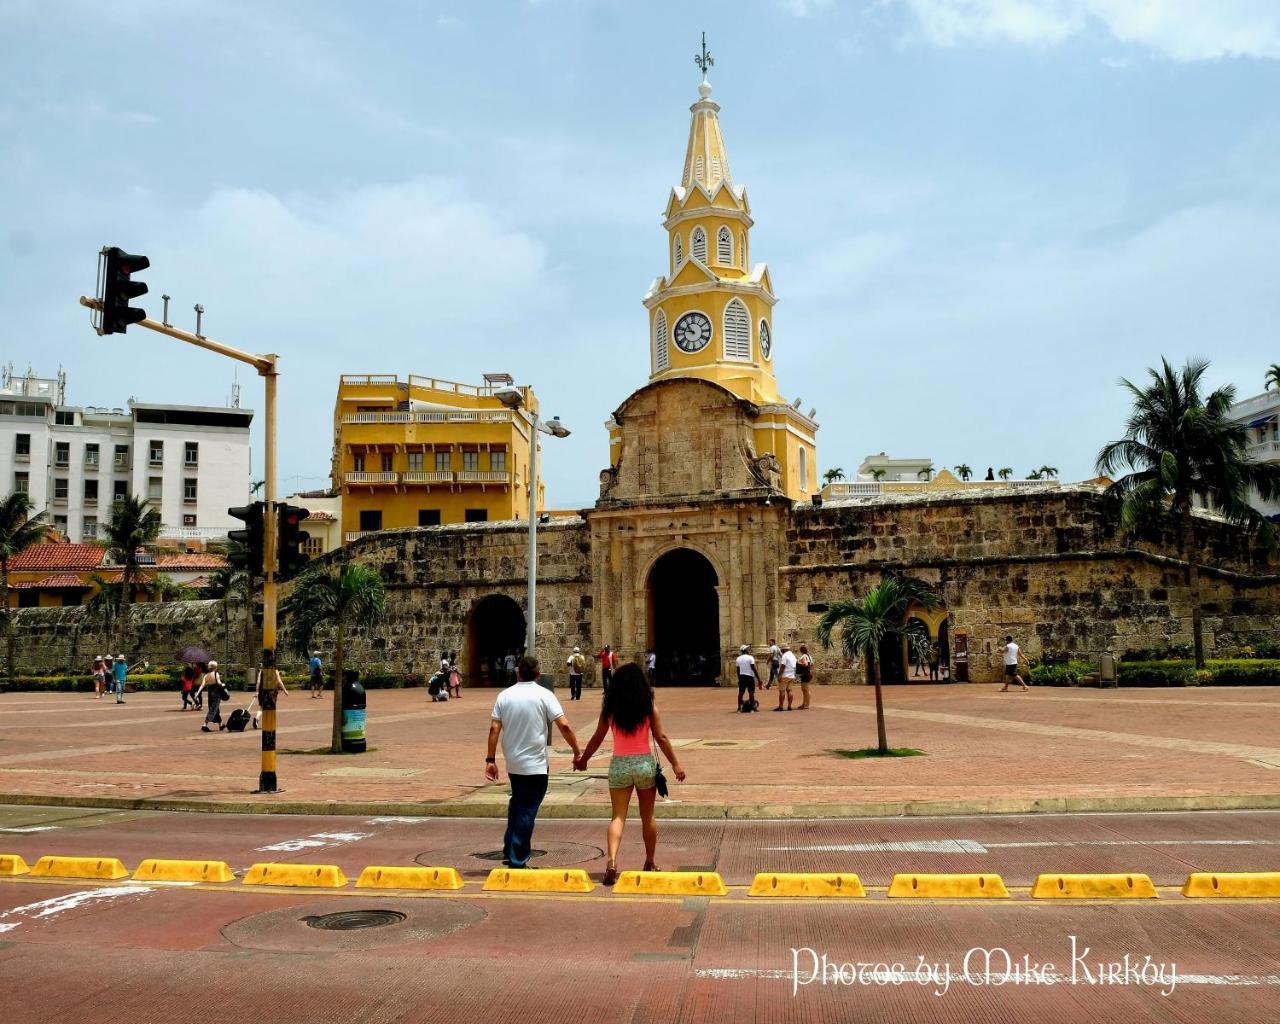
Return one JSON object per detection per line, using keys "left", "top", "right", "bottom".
{"left": 602, "top": 663, "right": 653, "bottom": 734}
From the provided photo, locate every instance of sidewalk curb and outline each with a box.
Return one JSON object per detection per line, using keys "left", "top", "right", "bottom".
{"left": 3, "top": 791, "right": 1279, "bottom": 820}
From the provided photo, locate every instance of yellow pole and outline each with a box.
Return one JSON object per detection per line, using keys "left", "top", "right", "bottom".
{"left": 257, "top": 359, "right": 281, "bottom": 793}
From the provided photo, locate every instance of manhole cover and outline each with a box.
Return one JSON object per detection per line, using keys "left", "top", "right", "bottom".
{"left": 419, "top": 840, "right": 603, "bottom": 868}
{"left": 473, "top": 849, "right": 546, "bottom": 862}
{"left": 304, "top": 910, "right": 407, "bottom": 931}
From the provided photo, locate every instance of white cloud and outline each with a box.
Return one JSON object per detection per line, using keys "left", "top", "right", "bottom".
{"left": 892, "top": 0, "right": 1280, "bottom": 59}
{"left": 779, "top": 0, "right": 835, "bottom": 16}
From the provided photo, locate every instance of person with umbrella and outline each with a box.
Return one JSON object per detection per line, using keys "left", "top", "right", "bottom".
{"left": 177, "top": 646, "right": 210, "bottom": 712}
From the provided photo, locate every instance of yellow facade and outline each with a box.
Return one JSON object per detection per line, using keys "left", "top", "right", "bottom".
{"left": 333, "top": 374, "right": 545, "bottom": 539}
{"left": 619, "top": 74, "right": 818, "bottom": 502}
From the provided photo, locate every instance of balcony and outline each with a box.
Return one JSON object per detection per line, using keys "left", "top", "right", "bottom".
{"left": 345, "top": 530, "right": 374, "bottom": 543}
{"left": 340, "top": 410, "right": 513, "bottom": 426}
{"left": 457, "top": 470, "right": 511, "bottom": 484}
{"left": 84, "top": 455, "right": 100, "bottom": 469}
{"left": 157, "top": 525, "right": 229, "bottom": 541}
{"left": 403, "top": 470, "right": 454, "bottom": 483}
{"left": 183, "top": 495, "right": 198, "bottom": 505}
{"left": 113, "top": 457, "right": 130, "bottom": 471}
{"left": 344, "top": 471, "right": 399, "bottom": 485}
{"left": 1248, "top": 440, "right": 1280, "bottom": 459}
{"left": 54, "top": 458, "right": 70, "bottom": 470}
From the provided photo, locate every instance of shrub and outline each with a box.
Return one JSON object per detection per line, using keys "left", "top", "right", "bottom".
{"left": 1029, "top": 660, "right": 1093, "bottom": 686}
{"left": 1116, "top": 661, "right": 1197, "bottom": 687}
{"left": 1201, "top": 660, "right": 1280, "bottom": 686}
{"left": 1116, "top": 659, "right": 1280, "bottom": 687}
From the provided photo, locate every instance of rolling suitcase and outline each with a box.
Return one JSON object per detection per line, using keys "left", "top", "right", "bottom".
{"left": 225, "top": 707, "right": 251, "bottom": 733}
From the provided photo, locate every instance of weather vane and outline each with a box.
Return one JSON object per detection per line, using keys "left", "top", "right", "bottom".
{"left": 695, "top": 32, "right": 714, "bottom": 78}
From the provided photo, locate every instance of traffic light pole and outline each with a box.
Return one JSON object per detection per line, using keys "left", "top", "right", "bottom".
{"left": 79, "top": 295, "right": 284, "bottom": 793}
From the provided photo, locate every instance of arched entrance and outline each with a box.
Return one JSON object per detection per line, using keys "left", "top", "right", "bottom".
{"left": 646, "top": 548, "right": 720, "bottom": 685}
{"left": 896, "top": 601, "right": 951, "bottom": 684}
{"left": 465, "top": 594, "right": 526, "bottom": 687}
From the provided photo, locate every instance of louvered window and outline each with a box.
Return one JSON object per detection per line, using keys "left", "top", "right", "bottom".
{"left": 711, "top": 156, "right": 721, "bottom": 181}
{"left": 673, "top": 235, "right": 682, "bottom": 269}
{"left": 740, "top": 232, "right": 746, "bottom": 269}
{"left": 717, "top": 226, "right": 732, "bottom": 265}
{"left": 695, "top": 155, "right": 704, "bottom": 180}
{"left": 691, "top": 227, "right": 707, "bottom": 263}
{"left": 653, "top": 310, "right": 669, "bottom": 373}
{"left": 724, "top": 299, "right": 750, "bottom": 362}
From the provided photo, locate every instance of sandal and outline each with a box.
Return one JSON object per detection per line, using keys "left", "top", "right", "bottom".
{"left": 642, "top": 861, "right": 659, "bottom": 872}
{"left": 602, "top": 860, "right": 618, "bottom": 886}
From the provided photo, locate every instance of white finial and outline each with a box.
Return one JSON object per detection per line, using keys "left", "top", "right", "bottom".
{"left": 698, "top": 76, "right": 712, "bottom": 100}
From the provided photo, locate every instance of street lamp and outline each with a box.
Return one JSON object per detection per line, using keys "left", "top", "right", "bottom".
{"left": 494, "top": 386, "right": 570, "bottom": 658}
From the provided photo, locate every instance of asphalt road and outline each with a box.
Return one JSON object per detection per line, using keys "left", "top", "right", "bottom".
{"left": 1, "top": 805, "right": 1278, "bottom": 1023}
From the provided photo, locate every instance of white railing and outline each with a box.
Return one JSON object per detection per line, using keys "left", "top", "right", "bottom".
{"left": 824, "top": 478, "right": 1060, "bottom": 498}
{"left": 340, "top": 374, "right": 399, "bottom": 386}
{"left": 457, "top": 470, "right": 510, "bottom": 483}
{"left": 341, "top": 410, "right": 512, "bottom": 425}
{"left": 1232, "top": 392, "right": 1279, "bottom": 419}
{"left": 826, "top": 481, "right": 882, "bottom": 496}
{"left": 157, "top": 526, "right": 230, "bottom": 540}
{"left": 1248, "top": 440, "right": 1280, "bottom": 457}
{"left": 344, "top": 471, "right": 399, "bottom": 484}
{"left": 404, "top": 471, "right": 453, "bottom": 483}
{"left": 345, "top": 530, "right": 373, "bottom": 542}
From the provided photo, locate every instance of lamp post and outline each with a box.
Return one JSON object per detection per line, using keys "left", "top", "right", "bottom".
{"left": 495, "top": 386, "right": 570, "bottom": 658}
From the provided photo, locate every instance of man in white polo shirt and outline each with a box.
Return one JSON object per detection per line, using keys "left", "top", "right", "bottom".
{"left": 485, "top": 656, "right": 582, "bottom": 868}
{"left": 774, "top": 642, "right": 798, "bottom": 711}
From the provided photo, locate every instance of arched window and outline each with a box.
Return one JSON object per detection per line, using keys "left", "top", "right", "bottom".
{"left": 716, "top": 226, "right": 732, "bottom": 265}
{"left": 695, "top": 155, "right": 704, "bottom": 181}
{"left": 653, "top": 310, "right": 669, "bottom": 373}
{"left": 691, "top": 226, "right": 707, "bottom": 263}
{"left": 799, "top": 447, "right": 809, "bottom": 493}
{"left": 673, "top": 234, "right": 682, "bottom": 270}
{"left": 739, "top": 232, "right": 746, "bottom": 269}
{"left": 723, "top": 299, "right": 751, "bottom": 362}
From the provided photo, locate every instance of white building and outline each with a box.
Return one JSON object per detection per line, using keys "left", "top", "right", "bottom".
{"left": 0, "top": 366, "right": 253, "bottom": 544}
{"left": 856, "top": 453, "right": 935, "bottom": 482}
{"left": 1228, "top": 388, "right": 1280, "bottom": 518}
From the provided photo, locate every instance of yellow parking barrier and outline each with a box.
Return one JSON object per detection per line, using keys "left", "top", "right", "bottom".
{"left": 0, "top": 854, "right": 31, "bottom": 876}
{"left": 242, "top": 863, "right": 347, "bottom": 888}
{"left": 748, "top": 872, "right": 866, "bottom": 898}
{"left": 482, "top": 867, "right": 594, "bottom": 893}
{"left": 888, "top": 873, "right": 1009, "bottom": 898}
{"left": 1182, "top": 872, "right": 1280, "bottom": 898}
{"left": 1031, "top": 873, "right": 1157, "bottom": 899}
{"left": 132, "top": 859, "right": 235, "bottom": 883}
{"left": 29, "top": 855, "right": 129, "bottom": 881}
{"left": 357, "top": 866, "right": 465, "bottom": 891}
{"left": 613, "top": 870, "right": 727, "bottom": 896}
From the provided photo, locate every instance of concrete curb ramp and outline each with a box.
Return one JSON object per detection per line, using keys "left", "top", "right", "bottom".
{"left": 748, "top": 872, "right": 866, "bottom": 898}
{"left": 888, "top": 873, "right": 1009, "bottom": 898}
{"left": 132, "top": 859, "right": 235, "bottom": 883}
{"left": 614, "top": 871, "right": 727, "bottom": 896}
{"left": 0, "top": 854, "right": 30, "bottom": 876}
{"left": 1031, "top": 873, "right": 1157, "bottom": 899}
{"left": 482, "top": 868, "right": 594, "bottom": 893}
{"left": 29, "top": 855, "right": 129, "bottom": 880}
{"left": 357, "top": 866, "right": 464, "bottom": 890}
{"left": 1182, "top": 872, "right": 1280, "bottom": 898}
{"left": 243, "top": 863, "right": 347, "bottom": 888}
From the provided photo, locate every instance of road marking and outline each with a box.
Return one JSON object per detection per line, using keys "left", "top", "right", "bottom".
{"left": 762, "top": 840, "right": 988, "bottom": 853}
{"left": 0, "top": 885, "right": 153, "bottom": 933}
{"left": 0, "top": 826, "right": 59, "bottom": 833}
{"left": 367, "top": 817, "right": 425, "bottom": 824}
{"left": 0, "top": 744, "right": 143, "bottom": 765}
{"left": 767, "top": 838, "right": 1280, "bottom": 853}
{"left": 254, "top": 830, "right": 372, "bottom": 853}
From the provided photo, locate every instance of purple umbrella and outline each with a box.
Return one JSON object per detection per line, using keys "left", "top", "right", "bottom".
{"left": 176, "top": 645, "right": 211, "bottom": 664}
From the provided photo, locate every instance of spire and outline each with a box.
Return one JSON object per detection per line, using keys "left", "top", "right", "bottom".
{"left": 681, "top": 33, "right": 732, "bottom": 191}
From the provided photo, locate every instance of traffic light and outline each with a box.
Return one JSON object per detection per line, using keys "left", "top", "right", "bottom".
{"left": 277, "top": 503, "right": 311, "bottom": 581}
{"left": 228, "top": 501, "right": 265, "bottom": 576}
{"left": 99, "top": 246, "right": 150, "bottom": 335}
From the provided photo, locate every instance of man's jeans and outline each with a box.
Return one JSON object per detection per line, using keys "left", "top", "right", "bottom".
{"left": 114, "top": 677, "right": 126, "bottom": 702}
{"left": 504, "top": 772, "right": 549, "bottom": 868}
{"left": 569, "top": 674, "right": 582, "bottom": 700}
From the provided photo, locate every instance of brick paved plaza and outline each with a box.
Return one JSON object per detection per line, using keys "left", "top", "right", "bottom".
{"left": 2, "top": 683, "right": 1278, "bottom": 816}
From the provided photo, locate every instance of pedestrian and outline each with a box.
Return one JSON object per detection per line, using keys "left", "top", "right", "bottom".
{"left": 503, "top": 650, "right": 517, "bottom": 685}
{"left": 180, "top": 663, "right": 198, "bottom": 710}
{"left": 92, "top": 655, "right": 108, "bottom": 699}
{"left": 735, "top": 645, "right": 761, "bottom": 712}
{"left": 192, "top": 662, "right": 204, "bottom": 709}
{"left": 196, "top": 660, "right": 229, "bottom": 731}
{"left": 928, "top": 641, "right": 941, "bottom": 682}
{"left": 999, "top": 635, "right": 1031, "bottom": 692}
{"left": 448, "top": 650, "right": 462, "bottom": 699}
{"left": 308, "top": 650, "right": 323, "bottom": 699}
{"left": 774, "top": 642, "right": 797, "bottom": 711}
{"left": 796, "top": 643, "right": 814, "bottom": 709}
{"left": 766, "top": 638, "right": 780, "bottom": 690}
{"left": 598, "top": 644, "right": 615, "bottom": 692}
{"left": 485, "top": 656, "right": 582, "bottom": 869}
{"left": 566, "top": 646, "right": 586, "bottom": 701}
{"left": 645, "top": 649, "right": 656, "bottom": 686}
{"left": 574, "top": 663, "right": 685, "bottom": 885}
{"left": 112, "top": 653, "right": 129, "bottom": 704}
{"left": 252, "top": 665, "right": 288, "bottom": 729}
{"left": 985, "top": 467, "right": 995, "bottom": 481}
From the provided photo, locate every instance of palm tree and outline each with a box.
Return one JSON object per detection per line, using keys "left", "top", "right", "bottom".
{"left": 822, "top": 467, "right": 845, "bottom": 485}
{"left": 103, "top": 494, "right": 163, "bottom": 650}
{"left": 916, "top": 465, "right": 934, "bottom": 482}
{"left": 954, "top": 464, "right": 972, "bottom": 482}
{"left": 871, "top": 468, "right": 887, "bottom": 482}
{"left": 0, "top": 492, "right": 51, "bottom": 681}
{"left": 290, "top": 562, "right": 386, "bottom": 752}
{"left": 998, "top": 467, "right": 1013, "bottom": 481}
{"left": 817, "top": 575, "right": 939, "bottom": 754}
{"left": 1026, "top": 469, "right": 1043, "bottom": 480}
{"left": 1039, "top": 465, "right": 1059, "bottom": 478}
{"left": 1266, "top": 364, "right": 1280, "bottom": 392}
{"left": 208, "top": 559, "right": 253, "bottom": 667}
{"left": 1097, "top": 357, "right": 1280, "bottom": 669}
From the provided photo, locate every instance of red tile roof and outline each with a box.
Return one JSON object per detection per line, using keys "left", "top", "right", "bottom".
{"left": 305, "top": 510, "right": 337, "bottom": 522}
{"left": 11, "top": 573, "right": 92, "bottom": 590}
{"left": 184, "top": 575, "right": 213, "bottom": 590}
{"left": 8, "top": 543, "right": 108, "bottom": 572}
{"left": 97, "top": 570, "right": 157, "bottom": 584}
{"left": 156, "top": 553, "right": 228, "bottom": 570}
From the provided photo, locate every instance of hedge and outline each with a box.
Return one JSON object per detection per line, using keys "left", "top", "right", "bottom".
{"left": 1029, "top": 660, "right": 1094, "bottom": 686}
{"left": 0, "top": 671, "right": 426, "bottom": 693}
{"left": 1118, "top": 659, "right": 1280, "bottom": 687}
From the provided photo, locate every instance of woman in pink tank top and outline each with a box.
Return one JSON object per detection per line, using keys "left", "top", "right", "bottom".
{"left": 575, "top": 663, "right": 686, "bottom": 885}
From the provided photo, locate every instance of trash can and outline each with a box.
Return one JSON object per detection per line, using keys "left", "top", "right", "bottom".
{"left": 341, "top": 671, "right": 367, "bottom": 754}
{"left": 1098, "top": 652, "right": 1117, "bottom": 689}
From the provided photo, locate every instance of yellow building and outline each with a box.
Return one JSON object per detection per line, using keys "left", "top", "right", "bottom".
{"left": 332, "top": 373, "right": 544, "bottom": 540}
{"left": 618, "top": 69, "right": 818, "bottom": 500}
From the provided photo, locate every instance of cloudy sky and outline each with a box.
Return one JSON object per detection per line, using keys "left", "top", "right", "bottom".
{"left": 2, "top": 0, "right": 1278, "bottom": 505}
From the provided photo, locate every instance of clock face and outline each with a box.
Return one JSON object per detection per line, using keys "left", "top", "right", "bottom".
{"left": 759, "top": 320, "right": 772, "bottom": 359}
{"left": 673, "top": 311, "right": 713, "bottom": 353}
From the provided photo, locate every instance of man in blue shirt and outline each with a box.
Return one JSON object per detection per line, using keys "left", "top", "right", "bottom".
{"left": 112, "top": 654, "right": 128, "bottom": 704}
{"left": 308, "top": 652, "right": 323, "bottom": 699}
